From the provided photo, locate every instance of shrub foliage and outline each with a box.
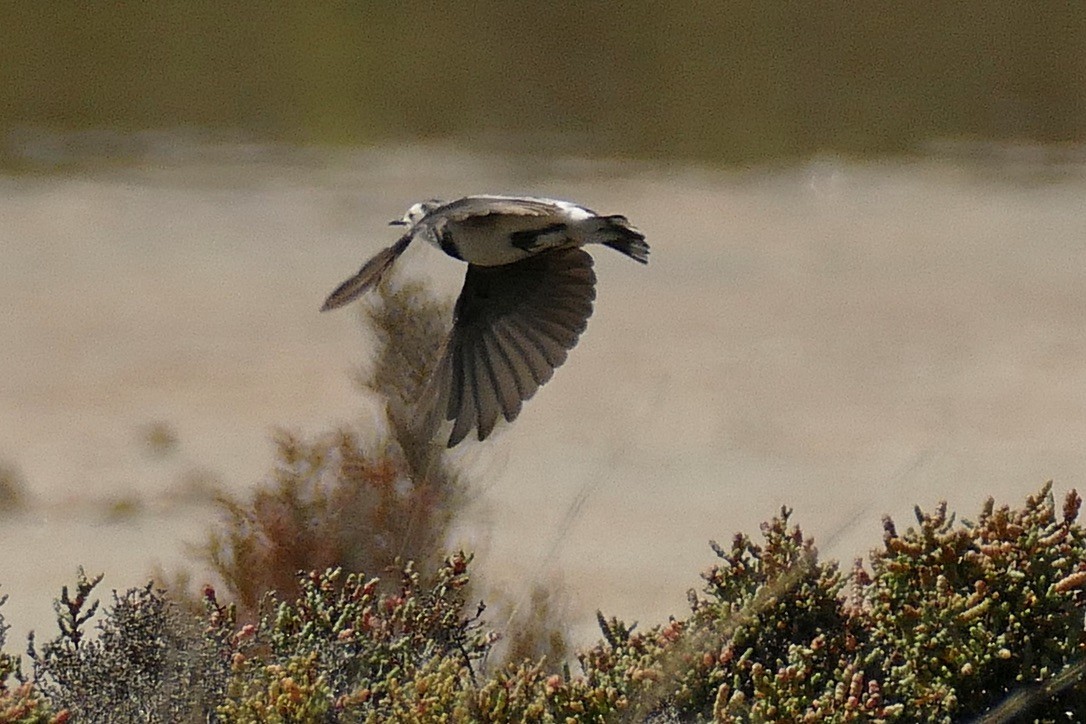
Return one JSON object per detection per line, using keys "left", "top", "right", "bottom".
{"left": 5, "top": 285, "right": 1085, "bottom": 721}
{"left": 1, "top": 484, "right": 1083, "bottom": 722}
{"left": 203, "top": 281, "right": 465, "bottom": 618}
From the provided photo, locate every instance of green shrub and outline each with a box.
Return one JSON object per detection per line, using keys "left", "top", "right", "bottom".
{"left": 217, "top": 554, "right": 488, "bottom": 721}
{"left": 27, "top": 568, "right": 230, "bottom": 723}
{"left": 567, "top": 508, "right": 896, "bottom": 722}
{"left": 865, "top": 483, "right": 1086, "bottom": 721}
{"left": 3, "top": 484, "right": 1085, "bottom": 722}
{"left": 5, "top": 284, "right": 1085, "bottom": 721}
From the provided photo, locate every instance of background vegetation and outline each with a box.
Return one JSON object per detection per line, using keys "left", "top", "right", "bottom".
{"left": 1, "top": 287, "right": 1083, "bottom": 722}
{"left": 2, "top": 4, "right": 1085, "bottom": 168}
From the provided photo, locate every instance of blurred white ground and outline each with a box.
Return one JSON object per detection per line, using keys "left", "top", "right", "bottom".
{"left": 1, "top": 144, "right": 1084, "bottom": 648}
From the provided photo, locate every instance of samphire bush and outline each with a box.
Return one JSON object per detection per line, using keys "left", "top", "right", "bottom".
{"left": 2, "top": 482, "right": 1083, "bottom": 723}
{"left": 4, "top": 285, "right": 1084, "bottom": 722}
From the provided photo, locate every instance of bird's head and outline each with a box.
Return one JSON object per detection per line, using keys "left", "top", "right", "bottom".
{"left": 391, "top": 199, "right": 443, "bottom": 228}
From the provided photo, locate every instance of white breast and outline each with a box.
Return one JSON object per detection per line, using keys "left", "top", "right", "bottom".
{"left": 423, "top": 202, "right": 595, "bottom": 266}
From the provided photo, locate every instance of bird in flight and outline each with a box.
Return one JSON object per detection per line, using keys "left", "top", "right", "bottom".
{"left": 321, "top": 195, "right": 649, "bottom": 447}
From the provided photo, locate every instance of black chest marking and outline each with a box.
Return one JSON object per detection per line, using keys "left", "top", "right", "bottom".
{"left": 435, "top": 228, "right": 465, "bottom": 261}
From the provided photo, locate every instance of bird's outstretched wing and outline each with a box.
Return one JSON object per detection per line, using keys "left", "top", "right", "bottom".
{"left": 320, "top": 234, "right": 413, "bottom": 311}
{"left": 427, "top": 246, "right": 597, "bottom": 446}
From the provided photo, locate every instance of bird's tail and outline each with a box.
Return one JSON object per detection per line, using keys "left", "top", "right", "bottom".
{"left": 590, "top": 215, "right": 650, "bottom": 264}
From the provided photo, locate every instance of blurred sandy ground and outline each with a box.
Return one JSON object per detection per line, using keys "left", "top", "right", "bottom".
{"left": 2, "top": 144, "right": 1085, "bottom": 646}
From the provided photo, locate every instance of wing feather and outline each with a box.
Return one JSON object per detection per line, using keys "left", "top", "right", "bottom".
{"left": 447, "top": 339, "right": 478, "bottom": 447}
{"left": 505, "top": 316, "right": 571, "bottom": 368}
{"left": 479, "top": 330, "right": 524, "bottom": 422}
{"left": 430, "top": 247, "right": 597, "bottom": 446}
{"left": 320, "top": 234, "right": 413, "bottom": 311}
{"left": 472, "top": 336, "right": 504, "bottom": 441}
{"left": 492, "top": 321, "right": 554, "bottom": 389}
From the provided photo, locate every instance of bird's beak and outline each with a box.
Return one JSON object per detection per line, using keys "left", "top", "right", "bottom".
{"left": 389, "top": 219, "right": 407, "bottom": 226}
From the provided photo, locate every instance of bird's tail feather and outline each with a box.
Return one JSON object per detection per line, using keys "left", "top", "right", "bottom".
{"left": 593, "top": 215, "right": 650, "bottom": 264}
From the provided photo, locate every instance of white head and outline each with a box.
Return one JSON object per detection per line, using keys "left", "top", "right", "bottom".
{"left": 391, "top": 199, "right": 444, "bottom": 228}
